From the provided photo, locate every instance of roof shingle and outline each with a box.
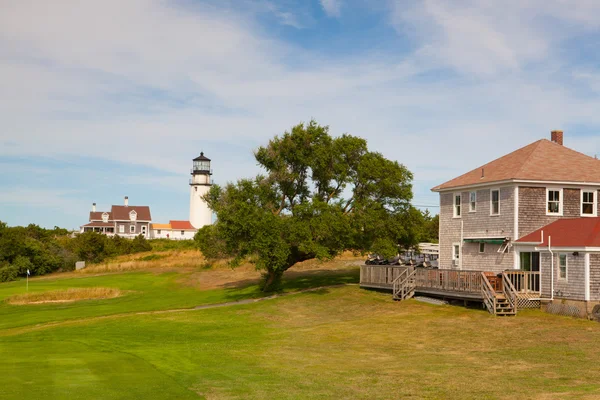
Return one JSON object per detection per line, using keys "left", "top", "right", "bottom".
{"left": 111, "top": 205, "right": 152, "bottom": 221}
{"left": 432, "top": 139, "right": 600, "bottom": 191}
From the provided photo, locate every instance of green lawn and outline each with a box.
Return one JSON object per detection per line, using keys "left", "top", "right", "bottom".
{"left": 0, "top": 268, "right": 358, "bottom": 331}
{"left": 2, "top": 268, "right": 600, "bottom": 399}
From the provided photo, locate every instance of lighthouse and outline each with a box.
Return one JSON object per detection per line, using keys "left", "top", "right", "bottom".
{"left": 189, "top": 152, "right": 213, "bottom": 229}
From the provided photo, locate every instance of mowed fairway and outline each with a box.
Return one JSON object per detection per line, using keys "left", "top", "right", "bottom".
{"left": 2, "top": 261, "right": 600, "bottom": 399}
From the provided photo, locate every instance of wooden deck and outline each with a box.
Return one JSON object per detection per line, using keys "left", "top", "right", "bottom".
{"left": 361, "top": 265, "right": 484, "bottom": 299}
{"left": 360, "top": 265, "right": 541, "bottom": 315}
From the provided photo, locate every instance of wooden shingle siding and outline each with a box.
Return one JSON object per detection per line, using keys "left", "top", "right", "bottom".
{"left": 519, "top": 187, "right": 585, "bottom": 238}
{"left": 439, "top": 186, "right": 514, "bottom": 271}
{"left": 540, "top": 252, "right": 586, "bottom": 300}
{"left": 590, "top": 254, "right": 600, "bottom": 301}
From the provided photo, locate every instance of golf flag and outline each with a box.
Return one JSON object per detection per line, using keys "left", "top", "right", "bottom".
{"left": 27, "top": 269, "right": 30, "bottom": 276}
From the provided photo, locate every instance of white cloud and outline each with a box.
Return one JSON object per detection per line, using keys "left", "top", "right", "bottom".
{"left": 320, "top": 0, "right": 342, "bottom": 17}
{"left": 1, "top": 0, "right": 600, "bottom": 224}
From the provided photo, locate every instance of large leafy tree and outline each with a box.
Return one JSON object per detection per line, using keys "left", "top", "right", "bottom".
{"left": 196, "top": 121, "right": 417, "bottom": 290}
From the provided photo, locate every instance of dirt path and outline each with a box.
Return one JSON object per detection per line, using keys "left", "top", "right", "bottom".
{"left": 0, "top": 284, "right": 357, "bottom": 338}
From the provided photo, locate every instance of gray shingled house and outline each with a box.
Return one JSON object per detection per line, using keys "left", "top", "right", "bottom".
{"left": 361, "top": 131, "right": 600, "bottom": 317}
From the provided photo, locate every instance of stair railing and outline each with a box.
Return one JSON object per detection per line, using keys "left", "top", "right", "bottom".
{"left": 392, "top": 266, "right": 416, "bottom": 300}
{"left": 502, "top": 271, "right": 518, "bottom": 315}
{"left": 480, "top": 272, "right": 497, "bottom": 315}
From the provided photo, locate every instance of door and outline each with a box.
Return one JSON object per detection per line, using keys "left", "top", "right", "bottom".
{"left": 519, "top": 252, "right": 540, "bottom": 292}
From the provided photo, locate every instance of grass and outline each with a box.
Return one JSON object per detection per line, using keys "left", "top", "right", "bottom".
{"left": 3, "top": 253, "right": 600, "bottom": 399}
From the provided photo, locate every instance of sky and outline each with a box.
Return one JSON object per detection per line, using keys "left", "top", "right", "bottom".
{"left": 2, "top": 0, "right": 600, "bottom": 229}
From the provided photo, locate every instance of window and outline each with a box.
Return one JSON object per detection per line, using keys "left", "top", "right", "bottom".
{"left": 129, "top": 210, "right": 137, "bottom": 221}
{"left": 102, "top": 212, "right": 109, "bottom": 223}
{"left": 119, "top": 225, "right": 124, "bottom": 233}
{"left": 181, "top": 230, "right": 185, "bottom": 235}
{"left": 453, "top": 244, "right": 460, "bottom": 260}
{"left": 130, "top": 225, "right": 135, "bottom": 233}
{"left": 469, "top": 191, "right": 476, "bottom": 212}
{"left": 157, "top": 230, "right": 161, "bottom": 235}
{"left": 558, "top": 253, "right": 567, "bottom": 280}
{"left": 547, "top": 188, "right": 562, "bottom": 215}
{"left": 479, "top": 242, "right": 485, "bottom": 253}
{"left": 582, "top": 190, "right": 597, "bottom": 216}
{"left": 141, "top": 226, "right": 147, "bottom": 235}
{"left": 453, "top": 193, "right": 461, "bottom": 217}
{"left": 490, "top": 189, "right": 500, "bottom": 215}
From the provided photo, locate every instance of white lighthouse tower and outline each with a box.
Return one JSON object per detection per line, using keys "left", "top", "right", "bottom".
{"left": 189, "top": 152, "right": 213, "bottom": 229}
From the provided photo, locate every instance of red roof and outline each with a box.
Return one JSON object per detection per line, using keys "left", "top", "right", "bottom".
{"left": 82, "top": 222, "right": 114, "bottom": 228}
{"left": 169, "top": 220, "right": 195, "bottom": 230}
{"left": 89, "top": 211, "right": 112, "bottom": 221}
{"left": 111, "top": 205, "right": 152, "bottom": 221}
{"left": 516, "top": 217, "right": 600, "bottom": 247}
{"left": 432, "top": 139, "right": 600, "bottom": 191}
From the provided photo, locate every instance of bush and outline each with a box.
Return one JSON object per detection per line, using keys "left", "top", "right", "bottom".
{"left": 0, "top": 264, "right": 19, "bottom": 283}
{"left": 0, "top": 221, "right": 157, "bottom": 282}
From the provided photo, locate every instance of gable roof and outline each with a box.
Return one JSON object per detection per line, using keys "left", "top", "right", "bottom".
{"left": 89, "top": 211, "right": 112, "bottom": 221}
{"left": 111, "top": 205, "right": 152, "bottom": 221}
{"left": 515, "top": 217, "right": 600, "bottom": 247}
{"left": 169, "top": 220, "right": 196, "bottom": 230}
{"left": 432, "top": 139, "right": 600, "bottom": 191}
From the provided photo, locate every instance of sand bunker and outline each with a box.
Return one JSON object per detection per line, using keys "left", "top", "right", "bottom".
{"left": 7, "top": 287, "right": 123, "bottom": 305}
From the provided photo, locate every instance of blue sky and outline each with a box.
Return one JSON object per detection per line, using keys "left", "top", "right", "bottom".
{"left": 2, "top": 0, "right": 600, "bottom": 229}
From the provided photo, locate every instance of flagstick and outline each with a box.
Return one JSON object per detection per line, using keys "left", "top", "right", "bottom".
{"left": 26, "top": 274, "right": 28, "bottom": 292}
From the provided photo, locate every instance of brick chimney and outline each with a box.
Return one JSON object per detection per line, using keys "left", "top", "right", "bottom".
{"left": 124, "top": 196, "right": 129, "bottom": 207}
{"left": 551, "top": 130, "right": 563, "bottom": 145}
{"left": 92, "top": 203, "right": 96, "bottom": 212}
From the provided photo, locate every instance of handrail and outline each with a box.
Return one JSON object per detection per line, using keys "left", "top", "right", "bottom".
{"left": 393, "top": 267, "right": 416, "bottom": 300}
{"left": 503, "top": 270, "right": 541, "bottom": 294}
{"left": 502, "top": 272, "right": 518, "bottom": 315}
{"left": 480, "top": 272, "right": 497, "bottom": 315}
{"left": 392, "top": 267, "right": 409, "bottom": 297}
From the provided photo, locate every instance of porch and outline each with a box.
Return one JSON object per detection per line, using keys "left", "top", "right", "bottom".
{"left": 360, "top": 265, "right": 541, "bottom": 315}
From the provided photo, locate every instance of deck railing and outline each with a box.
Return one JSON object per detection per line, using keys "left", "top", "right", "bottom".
{"left": 414, "top": 269, "right": 483, "bottom": 293}
{"left": 503, "top": 271, "right": 541, "bottom": 294}
{"left": 360, "top": 265, "right": 409, "bottom": 288}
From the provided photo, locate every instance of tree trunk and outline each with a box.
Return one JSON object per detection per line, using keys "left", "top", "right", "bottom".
{"left": 262, "top": 269, "right": 281, "bottom": 292}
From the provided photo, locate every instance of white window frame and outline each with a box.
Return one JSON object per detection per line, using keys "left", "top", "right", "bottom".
{"left": 129, "top": 210, "right": 138, "bottom": 221}
{"left": 102, "top": 212, "right": 109, "bottom": 223}
{"left": 119, "top": 225, "right": 124, "bottom": 233}
{"left": 452, "top": 243, "right": 461, "bottom": 269}
{"left": 130, "top": 225, "right": 136, "bottom": 234}
{"left": 546, "top": 188, "right": 563, "bottom": 216}
{"left": 479, "top": 242, "right": 485, "bottom": 253}
{"left": 453, "top": 193, "right": 461, "bottom": 218}
{"left": 581, "top": 189, "right": 597, "bottom": 217}
{"left": 490, "top": 189, "right": 500, "bottom": 216}
{"left": 558, "top": 253, "right": 568, "bottom": 281}
{"left": 469, "top": 191, "right": 476, "bottom": 212}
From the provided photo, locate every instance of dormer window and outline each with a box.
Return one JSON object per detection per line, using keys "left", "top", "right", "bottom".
{"left": 129, "top": 210, "right": 137, "bottom": 221}
{"left": 102, "top": 212, "right": 109, "bottom": 223}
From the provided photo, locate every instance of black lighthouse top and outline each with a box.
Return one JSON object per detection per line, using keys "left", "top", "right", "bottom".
{"left": 192, "top": 152, "right": 211, "bottom": 175}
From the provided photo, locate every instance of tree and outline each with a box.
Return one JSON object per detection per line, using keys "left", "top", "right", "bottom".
{"left": 196, "top": 121, "right": 417, "bottom": 290}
